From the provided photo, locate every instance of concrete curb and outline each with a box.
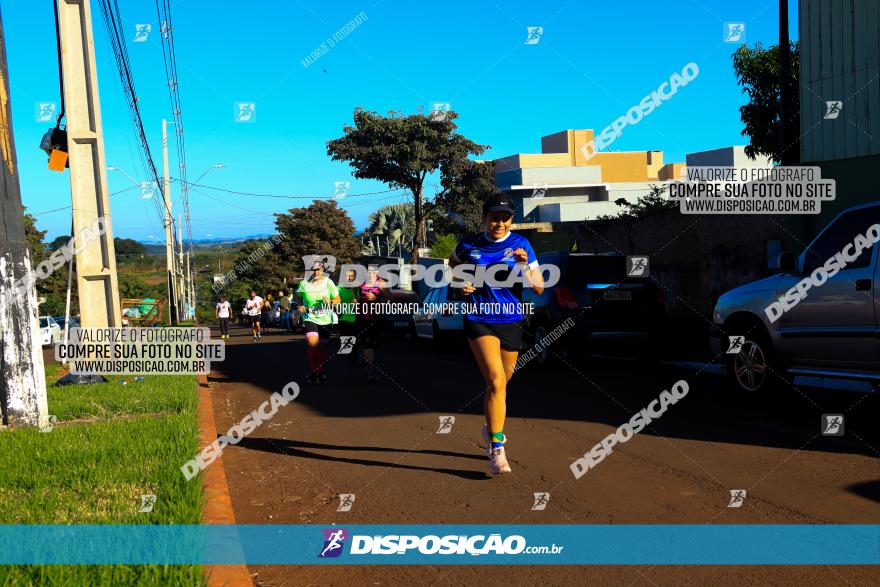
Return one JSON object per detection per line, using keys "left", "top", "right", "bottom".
{"left": 197, "top": 373, "right": 253, "bottom": 587}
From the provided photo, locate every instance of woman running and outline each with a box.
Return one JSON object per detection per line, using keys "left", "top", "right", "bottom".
{"left": 337, "top": 269, "right": 360, "bottom": 371}
{"left": 357, "top": 264, "right": 386, "bottom": 384}
{"left": 449, "top": 194, "right": 544, "bottom": 475}
{"left": 297, "top": 260, "right": 341, "bottom": 383}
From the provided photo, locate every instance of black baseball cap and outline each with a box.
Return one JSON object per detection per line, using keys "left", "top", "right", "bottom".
{"left": 482, "top": 193, "right": 516, "bottom": 215}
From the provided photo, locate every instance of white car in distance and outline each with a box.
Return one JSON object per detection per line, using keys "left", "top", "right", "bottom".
{"left": 39, "top": 316, "right": 62, "bottom": 347}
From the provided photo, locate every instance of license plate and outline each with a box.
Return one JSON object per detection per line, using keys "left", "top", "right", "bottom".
{"left": 603, "top": 290, "right": 632, "bottom": 301}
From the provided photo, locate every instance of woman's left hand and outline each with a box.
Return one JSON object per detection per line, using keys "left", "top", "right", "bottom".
{"left": 514, "top": 248, "right": 529, "bottom": 264}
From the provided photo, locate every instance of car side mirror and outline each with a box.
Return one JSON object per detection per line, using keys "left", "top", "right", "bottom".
{"left": 778, "top": 251, "right": 798, "bottom": 273}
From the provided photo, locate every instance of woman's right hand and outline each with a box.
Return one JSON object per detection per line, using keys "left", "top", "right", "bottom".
{"left": 298, "top": 306, "right": 308, "bottom": 314}
{"left": 461, "top": 282, "right": 475, "bottom": 296}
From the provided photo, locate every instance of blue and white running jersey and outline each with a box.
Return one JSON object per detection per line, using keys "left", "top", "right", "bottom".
{"left": 452, "top": 231, "right": 539, "bottom": 324}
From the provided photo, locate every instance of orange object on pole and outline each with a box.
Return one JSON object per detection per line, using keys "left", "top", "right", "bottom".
{"left": 48, "top": 148, "right": 67, "bottom": 171}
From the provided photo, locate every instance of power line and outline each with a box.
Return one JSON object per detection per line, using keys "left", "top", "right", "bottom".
{"left": 173, "top": 179, "right": 405, "bottom": 200}
{"left": 156, "top": 0, "right": 193, "bottom": 268}
{"left": 95, "top": 0, "right": 169, "bottom": 229}
{"left": 187, "top": 186, "right": 280, "bottom": 216}
{"left": 31, "top": 185, "right": 140, "bottom": 217}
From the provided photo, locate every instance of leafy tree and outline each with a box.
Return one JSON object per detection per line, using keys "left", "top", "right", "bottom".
{"left": 429, "top": 233, "right": 458, "bottom": 259}
{"left": 114, "top": 237, "right": 147, "bottom": 256}
{"left": 434, "top": 158, "right": 497, "bottom": 235}
{"left": 48, "top": 235, "right": 71, "bottom": 251}
{"left": 39, "top": 294, "right": 66, "bottom": 317}
{"left": 222, "top": 239, "right": 286, "bottom": 296}
{"left": 275, "top": 199, "right": 360, "bottom": 275}
{"left": 24, "top": 211, "right": 74, "bottom": 314}
{"left": 23, "top": 211, "right": 47, "bottom": 264}
{"left": 732, "top": 41, "right": 800, "bottom": 163}
{"left": 117, "top": 273, "right": 160, "bottom": 299}
{"left": 597, "top": 185, "right": 677, "bottom": 220}
{"left": 327, "top": 108, "right": 487, "bottom": 262}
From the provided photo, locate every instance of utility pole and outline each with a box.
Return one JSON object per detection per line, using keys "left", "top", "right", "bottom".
{"left": 57, "top": 0, "right": 121, "bottom": 327}
{"left": 778, "top": 0, "right": 797, "bottom": 165}
{"left": 162, "top": 119, "right": 178, "bottom": 325}
{"left": 177, "top": 213, "right": 185, "bottom": 319}
{"left": 186, "top": 249, "right": 193, "bottom": 320}
{"left": 0, "top": 7, "right": 49, "bottom": 428}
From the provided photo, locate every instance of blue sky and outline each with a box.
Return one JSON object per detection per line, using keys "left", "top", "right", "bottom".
{"left": 4, "top": 0, "right": 798, "bottom": 242}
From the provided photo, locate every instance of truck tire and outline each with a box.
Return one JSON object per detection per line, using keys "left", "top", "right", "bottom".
{"left": 725, "top": 328, "right": 783, "bottom": 393}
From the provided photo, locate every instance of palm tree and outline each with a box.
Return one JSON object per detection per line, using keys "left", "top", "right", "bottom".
{"left": 366, "top": 203, "right": 415, "bottom": 258}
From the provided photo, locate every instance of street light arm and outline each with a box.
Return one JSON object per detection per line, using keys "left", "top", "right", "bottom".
{"left": 107, "top": 165, "right": 140, "bottom": 187}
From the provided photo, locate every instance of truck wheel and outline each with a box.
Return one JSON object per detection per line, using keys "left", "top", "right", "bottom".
{"left": 726, "top": 330, "right": 779, "bottom": 393}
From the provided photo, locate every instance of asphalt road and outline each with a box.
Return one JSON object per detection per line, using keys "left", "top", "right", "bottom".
{"left": 208, "top": 323, "right": 879, "bottom": 586}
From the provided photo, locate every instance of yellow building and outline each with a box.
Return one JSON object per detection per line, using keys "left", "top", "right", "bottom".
{"left": 493, "top": 129, "right": 686, "bottom": 222}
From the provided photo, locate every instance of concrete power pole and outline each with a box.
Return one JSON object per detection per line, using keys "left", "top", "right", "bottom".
{"left": 162, "top": 119, "right": 178, "bottom": 325}
{"left": 177, "top": 213, "right": 185, "bottom": 319}
{"left": 186, "top": 250, "right": 193, "bottom": 321}
{"left": 57, "top": 0, "right": 121, "bottom": 327}
{"left": 0, "top": 8, "right": 49, "bottom": 428}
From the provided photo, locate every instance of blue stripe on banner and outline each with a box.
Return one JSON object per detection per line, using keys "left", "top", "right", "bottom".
{"left": 0, "top": 525, "right": 877, "bottom": 565}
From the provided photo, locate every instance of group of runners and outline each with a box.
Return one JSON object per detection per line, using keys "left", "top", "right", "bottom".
{"left": 214, "top": 193, "right": 544, "bottom": 475}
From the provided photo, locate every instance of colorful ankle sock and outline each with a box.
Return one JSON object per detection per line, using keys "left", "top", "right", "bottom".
{"left": 491, "top": 431, "right": 504, "bottom": 448}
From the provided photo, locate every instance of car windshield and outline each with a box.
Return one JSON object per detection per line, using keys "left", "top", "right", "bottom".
{"left": 39, "top": 318, "right": 48, "bottom": 328}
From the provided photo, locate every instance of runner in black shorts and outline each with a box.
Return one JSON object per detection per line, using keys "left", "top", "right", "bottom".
{"left": 450, "top": 193, "right": 545, "bottom": 475}
{"left": 297, "top": 260, "right": 340, "bottom": 384}
{"left": 356, "top": 264, "right": 386, "bottom": 384}
{"left": 244, "top": 291, "right": 263, "bottom": 341}
{"left": 337, "top": 270, "right": 359, "bottom": 369}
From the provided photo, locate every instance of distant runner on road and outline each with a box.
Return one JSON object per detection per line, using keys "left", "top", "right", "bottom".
{"left": 215, "top": 295, "right": 232, "bottom": 339}
{"left": 245, "top": 290, "right": 263, "bottom": 341}
{"left": 298, "top": 259, "right": 341, "bottom": 384}
{"left": 450, "top": 193, "right": 544, "bottom": 475}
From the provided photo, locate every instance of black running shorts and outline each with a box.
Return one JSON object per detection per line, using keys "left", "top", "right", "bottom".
{"left": 464, "top": 319, "right": 525, "bottom": 352}
{"left": 304, "top": 321, "right": 332, "bottom": 340}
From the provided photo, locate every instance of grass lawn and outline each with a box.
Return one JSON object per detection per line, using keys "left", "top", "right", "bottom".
{"left": 0, "top": 368, "right": 205, "bottom": 586}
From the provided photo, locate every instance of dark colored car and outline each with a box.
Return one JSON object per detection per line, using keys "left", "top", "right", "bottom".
{"left": 523, "top": 253, "right": 667, "bottom": 363}
{"left": 52, "top": 315, "right": 80, "bottom": 332}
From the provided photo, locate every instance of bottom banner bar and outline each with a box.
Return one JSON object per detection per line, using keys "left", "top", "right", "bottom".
{"left": 0, "top": 525, "right": 876, "bottom": 565}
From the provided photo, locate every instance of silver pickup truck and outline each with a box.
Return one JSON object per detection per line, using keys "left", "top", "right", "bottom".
{"left": 710, "top": 202, "right": 879, "bottom": 393}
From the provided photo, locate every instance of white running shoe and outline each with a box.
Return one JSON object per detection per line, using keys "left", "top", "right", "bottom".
{"left": 482, "top": 425, "right": 511, "bottom": 474}
{"left": 488, "top": 445, "right": 512, "bottom": 475}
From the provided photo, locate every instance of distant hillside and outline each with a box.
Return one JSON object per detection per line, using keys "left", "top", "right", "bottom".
{"left": 135, "top": 235, "right": 274, "bottom": 255}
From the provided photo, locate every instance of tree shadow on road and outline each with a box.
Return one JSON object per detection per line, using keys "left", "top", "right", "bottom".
{"left": 235, "top": 436, "right": 491, "bottom": 481}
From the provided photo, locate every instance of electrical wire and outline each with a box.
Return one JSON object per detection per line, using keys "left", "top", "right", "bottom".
{"left": 173, "top": 179, "right": 405, "bottom": 200}
{"left": 31, "top": 185, "right": 141, "bottom": 217}
{"left": 95, "top": 0, "right": 170, "bottom": 229}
